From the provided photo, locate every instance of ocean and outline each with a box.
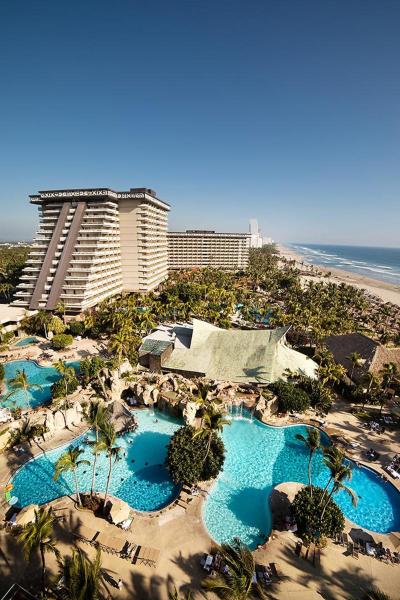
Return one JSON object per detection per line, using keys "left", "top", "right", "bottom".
{"left": 287, "top": 243, "right": 400, "bottom": 286}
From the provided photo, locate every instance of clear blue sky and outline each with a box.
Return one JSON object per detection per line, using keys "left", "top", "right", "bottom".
{"left": 0, "top": 0, "right": 399, "bottom": 246}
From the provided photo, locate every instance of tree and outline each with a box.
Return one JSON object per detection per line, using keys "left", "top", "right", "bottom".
{"left": 18, "top": 507, "right": 60, "bottom": 596}
{"left": 292, "top": 486, "right": 345, "bottom": 544}
{"left": 22, "top": 309, "right": 51, "bottom": 337}
{"left": 0, "top": 362, "right": 5, "bottom": 383}
{"left": 98, "top": 421, "right": 122, "bottom": 512}
{"left": 85, "top": 400, "right": 108, "bottom": 498}
{"left": 51, "top": 333, "right": 73, "bottom": 350}
{"left": 193, "top": 403, "right": 229, "bottom": 463}
{"left": 108, "top": 329, "right": 131, "bottom": 367}
{"left": 53, "top": 360, "right": 77, "bottom": 424}
{"left": 53, "top": 447, "right": 90, "bottom": 506}
{"left": 270, "top": 381, "right": 310, "bottom": 413}
{"left": 48, "top": 315, "right": 66, "bottom": 335}
{"left": 380, "top": 362, "right": 399, "bottom": 395}
{"left": 320, "top": 446, "right": 358, "bottom": 518}
{"left": 202, "top": 538, "right": 267, "bottom": 600}
{"left": 295, "top": 428, "right": 320, "bottom": 495}
{"left": 55, "top": 300, "right": 67, "bottom": 326}
{"left": 168, "top": 587, "right": 193, "bottom": 600}
{"left": 167, "top": 425, "right": 225, "bottom": 486}
{"left": 6, "top": 369, "right": 42, "bottom": 410}
{"left": 56, "top": 547, "right": 108, "bottom": 600}
{"left": 348, "top": 352, "right": 362, "bottom": 379}
{"left": 80, "top": 356, "right": 109, "bottom": 399}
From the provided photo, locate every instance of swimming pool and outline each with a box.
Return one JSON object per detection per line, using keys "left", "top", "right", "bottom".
{"left": 14, "top": 337, "right": 39, "bottom": 347}
{"left": 203, "top": 416, "right": 400, "bottom": 548}
{"left": 1, "top": 359, "right": 80, "bottom": 409}
{"left": 8, "top": 409, "right": 400, "bottom": 543}
{"left": 10, "top": 409, "right": 181, "bottom": 511}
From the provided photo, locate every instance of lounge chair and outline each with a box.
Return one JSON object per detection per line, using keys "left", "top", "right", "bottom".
{"left": 73, "top": 526, "right": 99, "bottom": 545}
{"left": 342, "top": 533, "right": 349, "bottom": 546}
{"left": 269, "top": 562, "right": 283, "bottom": 580}
{"left": 352, "top": 544, "right": 359, "bottom": 559}
{"left": 203, "top": 554, "right": 214, "bottom": 572}
{"left": 134, "top": 545, "right": 160, "bottom": 567}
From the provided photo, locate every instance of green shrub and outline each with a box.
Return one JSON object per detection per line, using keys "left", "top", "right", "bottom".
{"left": 167, "top": 425, "right": 225, "bottom": 485}
{"left": 68, "top": 321, "right": 85, "bottom": 336}
{"left": 51, "top": 375, "right": 79, "bottom": 399}
{"left": 291, "top": 485, "right": 345, "bottom": 543}
{"left": 0, "top": 363, "right": 4, "bottom": 383}
{"left": 51, "top": 333, "right": 74, "bottom": 350}
{"left": 297, "top": 376, "right": 333, "bottom": 414}
{"left": 271, "top": 381, "right": 310, "bottom": 413}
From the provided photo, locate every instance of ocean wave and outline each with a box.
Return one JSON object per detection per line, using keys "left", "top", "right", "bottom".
{"left": 357, "top": 266, "right": 400, "bottom": 276}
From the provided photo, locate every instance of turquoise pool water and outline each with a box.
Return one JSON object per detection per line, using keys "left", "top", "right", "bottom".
{"left": 203, "top": 416, "right": 400, "bottom": 548}
{"left": 10, "top": 410, "right": 181, "bottom": 511}
{"left": 15, "top": 337, "right": 39, "bottom": 347}
{"left": 8, "top": 409, "right": 400, "bottom": 543}
{"left": 1, "top": 360, "right": 80, "bottom": 409}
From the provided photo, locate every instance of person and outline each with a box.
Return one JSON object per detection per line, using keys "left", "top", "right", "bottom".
{"left": 117, "top": 579, "right": 123, "bottom": 590}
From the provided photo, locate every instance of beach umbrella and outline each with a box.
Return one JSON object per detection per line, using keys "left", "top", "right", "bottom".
{"left": 16, "top": 504, "right": 39, "bottom": 526}
{"left": 349, "top": 528, "right": 374, "bottom": 544}
{"left": 387, "top": 532, "right": 400, "bottom": 549}
{"left": 109, "top": 498, "right": 131, "bottom": 524}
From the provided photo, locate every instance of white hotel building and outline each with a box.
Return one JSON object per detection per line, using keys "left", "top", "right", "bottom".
{"left": 168, "top": 230, "right": 251, "bottom": 270}
{"left": 14, "top": 188, "right": 169, "bottom": 313}
{"left": 168, "top": 220, "right": 263, "bottom": 270}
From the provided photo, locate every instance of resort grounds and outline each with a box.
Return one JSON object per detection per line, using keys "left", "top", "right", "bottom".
{"left": 1, "top": 340, "right": 400, "bottom": 599}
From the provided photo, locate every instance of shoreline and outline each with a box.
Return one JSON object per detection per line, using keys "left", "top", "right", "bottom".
{"left": 278, "top": 244, "right": 400, "bottom": 307}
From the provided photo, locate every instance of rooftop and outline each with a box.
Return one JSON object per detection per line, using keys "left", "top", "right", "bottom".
{"left": 142, "top": 319, "right": 318, "bottom": 384}
{"left": 0, "top": 305, "right": 34, "bottom": 325}
{"left": 29, "top": 187, "right": 170, "bottom": 208}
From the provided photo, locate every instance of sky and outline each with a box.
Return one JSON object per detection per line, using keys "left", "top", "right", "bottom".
{"left": 0, "top": 0, "right": 399, "bottom": 246}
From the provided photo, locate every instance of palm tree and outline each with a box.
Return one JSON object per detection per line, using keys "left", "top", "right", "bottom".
{"left": 193, "top": 403, "right": 230, "bottom": 463}
{"left": 168, "top": 587, "right": 193, "bottom": 600}
{"left": 295, "top": 428, "right": 320, "bottom": 496}
{"left": 6, "top": 369, "right": 42, "bottom": 410}
{"left": 320, "top": 447, "right": 357, "bottom": 518}
{"left": 380, "top": 362, "right": 399, "bottom": 395}
{"left": 348, "top": 352, "right": 362, "bottom": 379}
{"left": 53, "top": 360, "right": 76, "bottom": 426}
{"left": 18, "top": 507, "right": 60, "bottom": 596}
{"left": 56, "top": 547, "right": 108, "bottom": 600}
{"left": 98, "top": 421, "right": 122, "bottom": 512}
{"left": 202, "top": 538, "right": 267, "bottom": 600}
{"left": 53, "top": 447, "right": 90, "bottom": 506}
{"left": 108, "top": 328, "right": 135, "bottom": 369}
{"left": 85, "top": 400, "right": 108, "bottom": 498}
{"left": 55, "top": 300, "right": 67, "bottom": 326}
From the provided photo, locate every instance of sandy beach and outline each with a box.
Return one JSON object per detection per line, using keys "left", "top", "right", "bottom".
{"left": 278, "top": 244, "right": 400, "bottom": 308}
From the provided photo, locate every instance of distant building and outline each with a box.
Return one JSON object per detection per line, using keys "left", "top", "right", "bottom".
{"left": 249, "top": 218, "right": 263, "bottom": 248}
{"left": 262, "top": 236, "right": 274, "bottom": 246}
{"left": 324, "top": 333, "right": 400, "bottom": 383}
{"left": 168, "top": 230, "right": 251, "bottom": 270}
{"left": 13, "top": 187, "right": 169, "bottom": 313}
{"left": 139, "top": 319, "right": 318, "bottom": 383}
